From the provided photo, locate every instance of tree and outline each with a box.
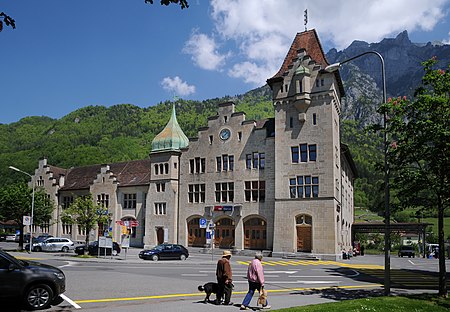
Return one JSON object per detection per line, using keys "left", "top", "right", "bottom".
{"left": 380, "top": 57, "right": 450, "bottom": 297}
{"left": 61, "top": 194, "right": 109, "bottom": 249}
{"left": 145, "top": 0, "right": 189, "bottom": 9}
{"left": 0, "top": 12, "right": 16, "bottom": 31}
{"left": 1, "top": 1, "right": 188, "bottom": 31}
{"left": 0, "top": 183, "right": 53, "bottom": 248}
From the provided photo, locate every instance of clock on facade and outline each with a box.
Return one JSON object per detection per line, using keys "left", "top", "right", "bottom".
{"left": 219, "top": 128, "right": 231, "bottom": 140}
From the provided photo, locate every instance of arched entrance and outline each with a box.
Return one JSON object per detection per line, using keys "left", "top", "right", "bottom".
{"left": 296, "top": 214, "right": 312, "bottom": 252}
{"left": 215, "top": 217, "right": 235, "bottom": 248}
{"left": 244, "top": 217, "right": 267, "bottom": 250}
{"left": 187, "top": 217, "right": 206, "bottom": 247}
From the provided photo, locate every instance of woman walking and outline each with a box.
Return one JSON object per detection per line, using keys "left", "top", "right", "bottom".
{"left": 240, "top": 252, "right": 271, "bottom": 310}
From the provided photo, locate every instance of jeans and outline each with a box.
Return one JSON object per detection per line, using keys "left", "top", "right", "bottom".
{"left": 241, "top": 281, "right": 268, "bottom": 307}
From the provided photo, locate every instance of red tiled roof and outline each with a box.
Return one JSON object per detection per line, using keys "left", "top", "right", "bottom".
{"left": 60, "top": 159, "right": 151, "bottom": 191}
{"left": 269, "top": 29, "right": 328, "bottom": 80}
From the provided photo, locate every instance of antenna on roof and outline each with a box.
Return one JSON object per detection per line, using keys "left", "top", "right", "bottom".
{"left": 304, "top": 9, "right": 308, "bottom": 31}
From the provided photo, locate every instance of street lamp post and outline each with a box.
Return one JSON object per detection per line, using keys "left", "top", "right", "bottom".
{"left": 325, "top": 51, "right": 390, "bottom": 295}
{"left": 9, "top": 166, "right": 35, "bottom": 253}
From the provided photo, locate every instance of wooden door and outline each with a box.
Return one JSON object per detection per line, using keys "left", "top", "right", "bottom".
{"left": 297, "top": 225, "right": 312, "bottom": 252}
{"left": 244, "top": 218, "right": 266, "bottom": 250}
{"left": 215, "top": 218, "right": 235, "bottom": 248}
{"left": 187, "top": 218, "right": 206, "bottom": 247}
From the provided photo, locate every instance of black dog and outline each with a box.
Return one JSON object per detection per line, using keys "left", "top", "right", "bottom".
{"left": 198, "top": 282, "right": 218, "bottom": 302}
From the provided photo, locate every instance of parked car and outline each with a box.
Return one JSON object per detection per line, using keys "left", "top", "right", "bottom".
{"left": 5, "top": 233, "right": 17, "bottom": 242}
{"left": 28, "top": 237, "right": 75, "bottom": 252}
{"left": 0, "top": 249, "right": 66, "bottom": 310}
{"left": 74, "top": 240, "right": 121, "bottom": 256}
{"left": 0, "top": 233, "right": 6, "bottom": 241}
{"left": 398, "top": 245, "right": 415, "bottom": 258}
{"left": 139, "top": 243, "right": 189, "bottom": 261}
{"left": 25, "top": 234, "right": 54, "bottom": 251}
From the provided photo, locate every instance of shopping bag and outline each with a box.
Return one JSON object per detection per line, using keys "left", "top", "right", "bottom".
{"left": 257, "top": 288, "right": 268, "bottom": 305}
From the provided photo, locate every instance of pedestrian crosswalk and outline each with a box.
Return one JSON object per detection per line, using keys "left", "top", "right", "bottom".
{"left": 236, "top": 260, "right": 383, "bottom": 270}
{"left": 357, "top": 268, "right": 446, "bottom": 288}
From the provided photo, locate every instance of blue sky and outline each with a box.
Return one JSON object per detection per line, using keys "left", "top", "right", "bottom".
{"left": 1, "top": 0, "right": 450, "bottom": 124}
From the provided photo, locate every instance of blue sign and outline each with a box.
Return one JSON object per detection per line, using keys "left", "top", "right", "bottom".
{"left": 199, "top": 218, "right": 207, "bottom": 229}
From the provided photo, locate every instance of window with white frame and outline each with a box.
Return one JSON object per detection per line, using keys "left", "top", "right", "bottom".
{"left": 188, "top": 184, "right": 205, "bottom": 203}
{"left": 289, "top": 176, "right": 319, "bottom": 198}
{"left": 246, "top": 152, "right": 265, "bottom": 169}
{"left": 97, "top": 193, "right": 109, "bottom": 208}
{"left": 154, "top": 202, "right": 167, "bottom": 215}
{"left": 291, "top": 144, "right": 317, "bottom": 163}
{"left": 215, "top": 182, "right": 234, "bottom": 202}
{"left": 216, "top": 155, "right": 234, "bottom": 172}
{"left": 123, "top": 193, "right": 137, "bottom": 209}
{"left": 189, "top": 157, "right": 206, "bottom": 174}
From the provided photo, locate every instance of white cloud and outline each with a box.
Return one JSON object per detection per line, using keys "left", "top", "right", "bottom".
{"left": 443, "top": 31, "right": 450, "bottom": 44}
{"left": 183, "top": 31, "right": 228, "bottom": 70}
{"left": 161, "top": 76, "right": 196, "bottom": 96}
{"left": 187, "top": 0, "right": 450, "bottom": 86}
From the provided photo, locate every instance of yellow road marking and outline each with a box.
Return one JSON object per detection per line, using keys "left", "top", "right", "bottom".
{"left": 75, "top": 284, "right": 383, "bottom": 304}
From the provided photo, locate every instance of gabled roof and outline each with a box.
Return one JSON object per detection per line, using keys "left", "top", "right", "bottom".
{"left": 269, "top": 29, "right": 328, "bottom": 81}
{"left": 59, "top": 159, "right": 151, "bottom": 191}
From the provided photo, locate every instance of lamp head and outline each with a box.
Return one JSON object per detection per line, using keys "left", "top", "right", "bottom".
{"left": 324, "top": 62, "right": 341, "bottom": 73}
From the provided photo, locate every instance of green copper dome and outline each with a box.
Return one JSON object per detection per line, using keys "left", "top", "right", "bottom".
{"left": 151, "top": 105, "right": 189, "bottom": 152}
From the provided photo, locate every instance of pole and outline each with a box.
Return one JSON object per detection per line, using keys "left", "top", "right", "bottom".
{"left": 30, "top": 180, "right": 35, "bottom": 253}
{"left": 9, "top": 166, "right": 35, "bottom": 253}
{"left": 325, "top": 51, "right": 390, "bottom": 294}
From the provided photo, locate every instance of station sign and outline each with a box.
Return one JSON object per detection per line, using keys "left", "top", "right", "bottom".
{"left": 214, "top": 205, "right": 233, "bottom": 212}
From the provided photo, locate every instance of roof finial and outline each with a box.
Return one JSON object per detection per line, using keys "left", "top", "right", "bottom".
{"left": 304, "top": 9, "right": 308, "bottom": 31}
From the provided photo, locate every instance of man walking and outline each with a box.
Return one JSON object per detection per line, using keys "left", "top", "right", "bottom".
{"left": 216, "top": 250, "right": 233, "bottom": 305}
{"left": 240, "top": 252, "right": 271, "bottom": 310}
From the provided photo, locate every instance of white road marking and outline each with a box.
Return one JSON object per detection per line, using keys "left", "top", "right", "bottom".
{"left": 408, "top": 260, "right": 415, "bottom": 265}
{"left": 288, "top": 275, "right": 340, "bottom": 278}
{"left": 60, "top": 294, "right": 81, "bottom": 309}
{"left": 181, "top": 274, "right": 208, "bottom": 276}
{"left": 266, "top": 281, "right": 340, "bottom": 284}
{"left": 347, "top": 269, "right": 360, "bottom": 277}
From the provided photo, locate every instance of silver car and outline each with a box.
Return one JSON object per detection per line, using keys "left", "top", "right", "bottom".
{"left": 33, "top": 237, "right": 75, "bottom": 252}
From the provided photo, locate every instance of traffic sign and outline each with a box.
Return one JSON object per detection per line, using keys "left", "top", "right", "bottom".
{"left": 199, "top": 218, "right": 207, "bottom": 229}
{"left": 23, "top": 216, "right": 31, "bottom": 226}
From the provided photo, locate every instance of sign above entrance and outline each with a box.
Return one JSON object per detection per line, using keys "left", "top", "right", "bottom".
{"left": 115, "top": 220, "right": 139, "bottom": 228}
{"left": 214, "top": 205, "right": 233, "bottom": 212}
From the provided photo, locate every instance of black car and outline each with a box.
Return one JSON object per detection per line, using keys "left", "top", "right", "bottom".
{"left": 398, "top": 245, "right": 415, "bottom": 258}
{"left": 75, "top": 241, "right": 121, "bottom": 256}
{"left": 0, "top": 249, "right": 66, "bottom": 310}
{"left": 139, "top": 244, "right": 189, "bottom": 261}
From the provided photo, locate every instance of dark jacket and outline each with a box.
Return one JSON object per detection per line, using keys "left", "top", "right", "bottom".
{"left": 216, "top": 257, "right": 232, "bottom": 281}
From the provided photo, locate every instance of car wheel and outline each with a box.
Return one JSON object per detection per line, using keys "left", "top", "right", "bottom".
{"left": 180, "top": 254, "right": 187, "bottom": 261}
{"left": 23, "top": 283, "right": 53, "bottom": 310}
{"left": 62, "top": 246, "right": 69, "bottom": 253}
{"left": 151, "top": 254, "right": 159, "bottom": 261}
{"left": 35, "top": 246, "right": 42, "bottom": 252}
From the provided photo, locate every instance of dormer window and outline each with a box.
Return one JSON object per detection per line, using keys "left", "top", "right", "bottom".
{"left": 296, "top": 79, "right": 303, "bottom": 93}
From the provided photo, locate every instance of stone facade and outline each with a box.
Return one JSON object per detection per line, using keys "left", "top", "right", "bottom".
{"left": 29, "top": 30, "right": 356, "bottom": 259}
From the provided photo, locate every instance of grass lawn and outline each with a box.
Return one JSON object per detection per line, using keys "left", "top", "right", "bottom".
{"left": 272, "top": 294, "right": 450, "bottom": 312}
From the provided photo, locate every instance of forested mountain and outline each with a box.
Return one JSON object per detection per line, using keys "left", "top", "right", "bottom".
{"left": 1, "top": 31, "right": 449, "bottom": 214}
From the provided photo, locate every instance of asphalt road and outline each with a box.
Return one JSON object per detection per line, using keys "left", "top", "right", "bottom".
{"left": 1, "top": 242, "right": 449, "bottom": 312}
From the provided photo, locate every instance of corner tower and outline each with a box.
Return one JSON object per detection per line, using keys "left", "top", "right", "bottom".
{"left": 267, "top": 29, "right": 347, "bottom": 259}
{"left": 145, "top": 104, "right": 189, "bottom": 248}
